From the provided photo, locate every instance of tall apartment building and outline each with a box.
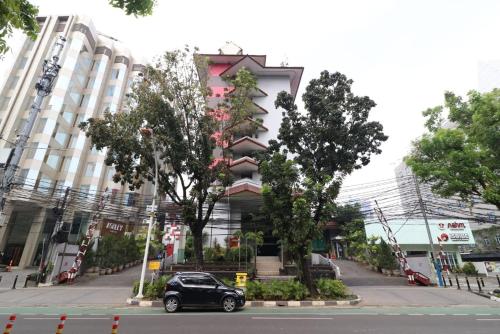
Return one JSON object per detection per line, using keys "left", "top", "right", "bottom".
{"left": 0, "top": 15, "right": 151, "bottom": 268}
{"left": 196, "top": 43, "right": 303, "bottom": 257}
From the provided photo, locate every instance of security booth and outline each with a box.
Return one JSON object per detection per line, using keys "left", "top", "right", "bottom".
{"left": 365, "top": 219, "right": 476, "bottom": 284}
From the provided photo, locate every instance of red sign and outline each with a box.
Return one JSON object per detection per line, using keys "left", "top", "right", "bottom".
{"left": 165, "top": 244, "right": 174, "bottom": 257}
{"left": 448, "top": 222, "right": 465, "bottom": 229}
{"left": 229, "top": 236, "right": 239, "bottom": 249}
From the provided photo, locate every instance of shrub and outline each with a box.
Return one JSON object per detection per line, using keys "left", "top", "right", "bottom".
{"left": 462, "top": 262, "right": 478, "bottom": 276}
{"left": 245, "top": 279, "right": 308, "bottom": 301}
{"left": 316, "top": 278, "right": 348, "bottom": 299}
{"left": 132, "top": 275, "right": 171, "bottom": 300}
{"left": 377, "top": 239, "right": 399, "bottom": 270}
{"left": 224, "top": 246, "right": 253, "bottom": 263}
{"left": 221, "top": 277, "right": 235, "bottom": 287}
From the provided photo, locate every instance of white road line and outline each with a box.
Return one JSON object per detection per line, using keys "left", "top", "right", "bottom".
{"left": 23, "top": 317, "right": 110, "bottom": 320}
{"left": 452, "top": 314, "right": 467, "bottom": 316}
{"left": 252, "top": 317, "right": 333, "bottom": 320}
{"left": 407, "top": 314, "right": 424, "bottom": 316}
{"left": 476, "top": 319, "right": 500, "bottom": 321}
{"left": 476, "top": 314, "right": 492, "bottom": 316}
{"left": 430, "top": 314, "right": 446, "bottom": 316}
{"left": 386, "top": 313, "right": 400, "bottom": 316}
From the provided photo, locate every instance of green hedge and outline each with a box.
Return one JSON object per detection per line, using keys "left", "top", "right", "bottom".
{"left": 316, "top": 278, "right": 347, "bottom": 299}
{"left": 132, "top": 275, "right": 171, "bottom": 300}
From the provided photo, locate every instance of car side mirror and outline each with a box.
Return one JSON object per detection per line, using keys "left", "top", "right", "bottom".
{"left": 215, "top": 283, "right": 220, "bottom": 289}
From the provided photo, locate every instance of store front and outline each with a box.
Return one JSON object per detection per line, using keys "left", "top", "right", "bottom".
{"left": 365, "top": 219, "right": 476, "bottom": 284}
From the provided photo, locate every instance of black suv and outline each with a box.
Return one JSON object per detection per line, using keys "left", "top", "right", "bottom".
{"left": 163, "top": 272, "right": 245, "bottom": 313}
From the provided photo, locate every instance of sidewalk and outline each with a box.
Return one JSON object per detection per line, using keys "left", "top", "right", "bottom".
{"left": 0, "top": 267, "right": 38, "bottom": 289}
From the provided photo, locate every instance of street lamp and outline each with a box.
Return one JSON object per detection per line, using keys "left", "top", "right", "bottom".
{"left": 135, "top": 127, "right": 159, "bottom": 299}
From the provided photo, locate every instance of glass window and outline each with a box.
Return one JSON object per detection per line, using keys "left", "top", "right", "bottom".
{"left": 483, "top": 238, "right": 490, "bottom": 246}
{"left": 496, "top": 235, "right": 500, "bottom": 244}
{"left": 18, "top": 169, "right": 30, "bottom": 186}
{"left": 84, "top": 162, "right": 95, "bottom": 177}
{"left": 54, "top": 132, "right": 68, "bottom": 146}
{"left": 62, "top": 110, "right": 75, "bottom": 124}
{"left": 79, "top": 185, "right": 90, "bottom": 198}
{"left": 26, "top": 142, "right": 39, "bottom": 159}
{"left": 111, "top": 69, "right": 120, "bottom": 80}
{"left": 35, "top": 118, "right": 48, "bottom": 133}
{"left": 46, "top": 154, "right": 60, "bottom": 169}
{"left": 106, "top": 85, "right": 115, "bottom": 97}
{"left": 37, "top": 175, "right": 53, "bottom": 194}
{"left": 61, "top": 157, "right": 71, "bottom": 172}
{"left": 19, "top": 56, "right": 28, "bottom": 69}
{"left": 85, "top": 76, "right": 96, "bottom": 89}
{"left": 198, "top": 276, "right": 217, "bottom": 286}
{"left": 0, "top": 96, "right": 11, "bottom": 110}
{"left": 68, "top": 135, "right": 77, "bottom": 149}
{"left": 9, "top": 76, "right": 19, "bottom": 90}
{"left": 79, "top": 94, "right": 90, "bottom": 108}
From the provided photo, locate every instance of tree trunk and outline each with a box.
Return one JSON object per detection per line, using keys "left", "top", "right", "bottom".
{"left": 297, "top": 250, "right": 317, "bottom": 297}
{"left": 192, "top": 227, "right": 204, "bottom": 271}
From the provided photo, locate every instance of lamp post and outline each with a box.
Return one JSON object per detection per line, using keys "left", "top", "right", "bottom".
{"left": 136, "top": 128, "right": 159, "bottom": 299}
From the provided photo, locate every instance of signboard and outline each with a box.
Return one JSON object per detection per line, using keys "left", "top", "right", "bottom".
{"left": 229, "top": 236, "right": 239, "bottom": 249}
{"left": 101, "top": 219, "right": 126, "bottom": 236}
{"left": 365, "top": 219, "right": 475, "bottom": 245}
{"left": 148, "top": 261, "right": 160, "bottom": 270}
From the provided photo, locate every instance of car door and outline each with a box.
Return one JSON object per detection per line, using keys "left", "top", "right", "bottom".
{"left": 196, "top": 275, "right": 220, "bottom": 305}
{"left": 178, "top": 276, "right": 199, "bottom": 306}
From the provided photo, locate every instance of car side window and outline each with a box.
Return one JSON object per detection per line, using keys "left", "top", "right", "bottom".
{"left": 198, "top": 276, "right": 217, "bottom": 286}
{"left": 179, "top": 276, "right": 197, "bottom": 285}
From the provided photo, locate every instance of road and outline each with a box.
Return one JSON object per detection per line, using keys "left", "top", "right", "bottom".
{"left": 2, "top": 307, "right": 500, "bottom": 334}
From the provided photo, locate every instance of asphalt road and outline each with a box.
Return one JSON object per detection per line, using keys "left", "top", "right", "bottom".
{"left": 2, "top": 310, "right": 500, "bottom": 334}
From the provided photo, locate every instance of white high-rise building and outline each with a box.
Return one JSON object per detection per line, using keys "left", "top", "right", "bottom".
{"left": 0, "top": 15, "right": 151, "bottom": 269}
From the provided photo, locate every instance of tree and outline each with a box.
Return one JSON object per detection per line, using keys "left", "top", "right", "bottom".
{"left": 0, "top": 0, "right": 39, "bottom": 56}
{"left": 80, "top": 48, "right": 257, "bottom": 269}
{"left": 261, "top": 71, "right": 387, "bottom": 293}
{"left": 0, "top": 0, "right": 155, "bottom": 56}
{"left": 405, "top": 90, "right": 500, "bottom": 209}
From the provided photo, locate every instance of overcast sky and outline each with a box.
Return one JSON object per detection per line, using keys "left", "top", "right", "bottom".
{"left": 2, "top": 0, "right": 500, "bottom": 190}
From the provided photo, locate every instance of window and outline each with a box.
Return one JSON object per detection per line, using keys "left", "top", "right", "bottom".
{"left": 18, "top": 56, "right": 28, "bottom": 69}
{"left": 198, "top": 276, "right": 217, "bottom": 286}
{"left": 483, "top": 237, "right": 491, "bottom": 246}
{"left": 0, "top": 96, "right": 11, "bottom": 110}
{"left": 61, "top": 158, "right": 71, "bottom": 172}
{"left": 106, "top": 85, "right": 115, "bottom": 97}
{"left": 84, "top": 163, "right": 95, "bottom": 177}
{"left": 9, "top": 76, "right": 19, "bottom": 90}
{"left": 79, "top": 94, "right": 90, "bottom": 108}
{"left": 125, "top": 192, "right": 136, "bottom": 207}
{"left": 111, "top": 69, "right": 120, "bottom": 80}
{"left": 46, "top": 154, "right": 60, "bottom": 169}
{"left": 35, "top": 118, "right": 48, "bottom": 133}
{"left": 85, "top": 76, "right": 96, "bottom": 89}
{"left": 18, "top": 169, "right": 30, "bottom": 186}
{"left": 37, "top": 175, "right": 53, "bottom": 194}
{"left": 54, "top": 131, "right": 68, "bottom": 146}
{"left": 110, "top": 188, "right": 119, "bottom": 204}
{"left": 79, "top": 185, "right": 90, "bottom": 198}
{"left": 26, "top": 142, "right": 39, "bottom": 159}
{"left": 496, "top": 234, "right": 500, "bottom": 244}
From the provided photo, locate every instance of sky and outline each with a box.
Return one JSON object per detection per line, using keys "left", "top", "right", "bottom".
{"left": 2, "top": 0, "right": 500, "bottom": 190}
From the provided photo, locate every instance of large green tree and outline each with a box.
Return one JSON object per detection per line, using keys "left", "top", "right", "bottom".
{"left": 261, "top": 71, "right": 387, "bottom": 293}
{"left": 80, "top": 48, "right": 257, "bottom": 269}
{"left": 0, "top": 0, "right": 155, "bottom": 56}
{"left": 405, "top": 90, "right": 500, "bottom": 209}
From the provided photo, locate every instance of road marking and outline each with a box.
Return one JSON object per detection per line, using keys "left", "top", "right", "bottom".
{"left": 476, "top": 319, "right": 500, "bottom": 321}
{"left": 430, "top": 314, "right": 445, "bottom": 316}
{"left": 24, "top": 317, "right": 110, "bottom": 320}
{"left": 452, "top": 314, "right": 467, "bottom": 316}
{"left": 408, "top": 314, "right": 424, "bottom": 316}
{"left": 476, "top": 314, "right": 492, "bottom": 316}
{"left": 252, "top": 317, "right": 333, "bottom": 320}
{"left": 386, "top": 313, "right": 400, "bottom": 316}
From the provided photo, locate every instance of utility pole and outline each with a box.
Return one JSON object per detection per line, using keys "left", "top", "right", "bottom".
{"left": 0, "top": 36, "right": 66, "bottom": 211}
{"left": 413, "top": 175, "right": 438, "bottom": 261}
{"left": 43, "top": 186, "right": 71, "bottom": 283}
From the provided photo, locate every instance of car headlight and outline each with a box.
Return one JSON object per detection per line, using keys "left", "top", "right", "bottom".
{"left": 235, "top": 289, "right": 244, "bottom": 296}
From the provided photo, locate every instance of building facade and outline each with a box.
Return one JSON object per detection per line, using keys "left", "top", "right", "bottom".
{"left": 195, "top": 44, "right": 303, "bottom": 258}
{"left": 0, "top": 15, "right": 151, "bottom": 269}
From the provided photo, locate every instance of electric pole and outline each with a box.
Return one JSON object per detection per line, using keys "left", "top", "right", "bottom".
{"left": 0, "top": 36, "right": 66, "bottom": 211}
{"left": 413, "top": 175, "right": 437, "bottom": 261}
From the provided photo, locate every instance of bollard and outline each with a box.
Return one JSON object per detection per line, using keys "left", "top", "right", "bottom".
{"left": 23, "top": 276, "right": 29, "bottom": 288}
{"left": 442, "top": 274, "right": 447, "bottom": 287}
{"left": 497, "top": 274, "right": 500, "bottom": 287}
{"left": 465, "top": 276, "right": 471, "bottom": 290}
{"left": 55, "top": 314, "right": 67, "bottom": 334}
{"left": 11, "top": 275, "right": 18, "bottom": 290}
{"left": 455, "top": 276, "right": 460, "bottom": 290}
{"left": 111, "top": 315, "right": 120, "bottom": 334}
{"left": 2, "top": 314, "right": 16, "bottom": 334}
{"left": 480, "top": 277, "right": 485, "bottom": 287}
{"left": 476, "top": 277, "right": 482, "bottom": 292}
{"left": 448, "top": 276, "right": 453, "bottom": 287}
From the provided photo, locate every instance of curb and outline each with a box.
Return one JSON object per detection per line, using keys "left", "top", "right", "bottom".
{"left": 126, "top": 297, "right": 361, "bottom": 308}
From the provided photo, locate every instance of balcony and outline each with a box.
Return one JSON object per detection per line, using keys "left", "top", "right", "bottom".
{"left": 228, "top": 136, "right": 267, "bottom": 155}
{"left": 229, "top": 157, "right": 258, "bottom": 174}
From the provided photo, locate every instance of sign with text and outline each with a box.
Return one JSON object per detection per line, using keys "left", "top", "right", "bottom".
{"left": 101, "top": 219, "right": 126, "bottom": 236}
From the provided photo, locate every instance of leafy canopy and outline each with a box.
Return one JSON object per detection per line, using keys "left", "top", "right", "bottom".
{"left": 405, "top": 90, "right": 500, "bottom": 209}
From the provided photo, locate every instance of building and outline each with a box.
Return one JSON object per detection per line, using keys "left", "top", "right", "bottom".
{"left": 394, "top": 162, "right": 499, "bottom": 231}
{"left": 194, "top": 43, "right": 303, "bottom": 262}
{"left": 365, "top": 218, "right": 476, "bottom": 283}
{"left": 0, "top": 15, "right": 151, "bottom": 269}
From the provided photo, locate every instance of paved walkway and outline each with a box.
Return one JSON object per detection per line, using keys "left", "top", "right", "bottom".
{"left": 335, "top": 260, "right": 498, "bottom": 306}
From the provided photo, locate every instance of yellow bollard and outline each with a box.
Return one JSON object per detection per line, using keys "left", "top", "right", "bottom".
{"left": 235, "top": 272, "right": 247, "bottom": 289}
{"left": 111, "top": 315, "right": 120, "bottom": 334}
{"left": 2, "top": 314, "right": 16, "bottom": 334}
{"left": 55, "top": 314, "right": 66, "bottom": 334}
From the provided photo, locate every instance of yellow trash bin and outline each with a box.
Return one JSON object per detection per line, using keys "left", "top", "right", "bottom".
{"left": 235, "top": 272, "right": 247, "bottom": 289}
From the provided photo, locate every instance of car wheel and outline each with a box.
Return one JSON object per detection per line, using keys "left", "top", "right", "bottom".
{"left": 222, "top": 296, "right": 237, "bottom": 312}
{"left": 164, "top": 296, "right": 180, "bottom": 313}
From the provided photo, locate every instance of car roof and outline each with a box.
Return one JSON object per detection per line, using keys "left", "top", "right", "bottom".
{"left": 175, "top": 272, "right": 213, "bottom": 276}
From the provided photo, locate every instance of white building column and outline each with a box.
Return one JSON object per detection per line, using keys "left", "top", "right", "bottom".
{"left": 18, "top": 208, "right": 48, "bottom": 268}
